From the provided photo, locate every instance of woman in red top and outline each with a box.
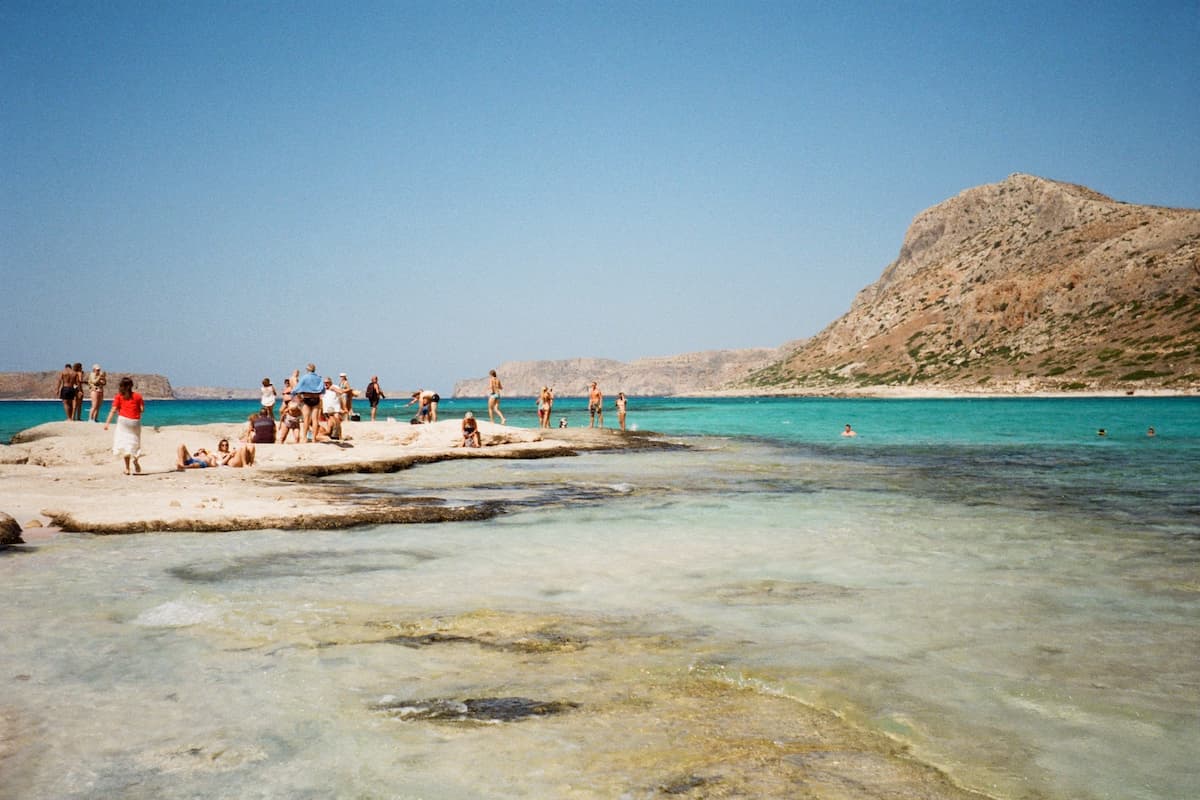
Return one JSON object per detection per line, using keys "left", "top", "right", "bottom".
{"left": 103, "top": 376, "right": 145, "bottom": 475}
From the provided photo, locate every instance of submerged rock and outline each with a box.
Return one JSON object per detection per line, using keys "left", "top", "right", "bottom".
{"left": 0, "top": 511, "right": 24, "bottom": 546}
{"left": 372, "top": 696, "right": 579, "bottom": 723}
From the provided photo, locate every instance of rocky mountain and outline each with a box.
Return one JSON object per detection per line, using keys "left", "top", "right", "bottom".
{"left": 453, "top": 346, "right": 798, "bottom": 397}
{"left": 741, "top": 173, "right": 1200, "bottom": 393}
{"left": 0, "top": 371, "right": 175, "bottom": 400}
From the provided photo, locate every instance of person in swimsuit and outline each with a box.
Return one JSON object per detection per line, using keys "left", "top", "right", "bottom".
{"left": 176, "top": 446, "right": 217, "bottom": 469}
{"left": 55, "top": 363, "right": 77, "bottom": 420}
{"left": 338, "top": 373, "right": 354, "bottom": 419}
{"left": 537, "top": 386, "right": 551, "bottom": 428}
{"left": 487, "top": 370, "right": 506, "bottom": 425}
{"left": 278, "top": 399, "right": 303, "bottom": 443}
{"left": 87, "top": 364, "right": 107, "bottom": 422}
{"left": 291, "top": 364, "right": 325, "bottom": 442}
{"left": 215, "top": 438, "right": 256, "bottom": 467}
{"left": 71, "top": 363, "right": 85, "bottom": 420}
{"left": 461, "top": 411, "right": 481, "bottom": 448}
{"left": 588, "top": 382, "right": 603, "bottom": 428}
{"left": 615, "top": 392, "right": 627, "bottom": 432}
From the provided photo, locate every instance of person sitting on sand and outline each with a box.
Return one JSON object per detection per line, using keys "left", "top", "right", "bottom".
{"left": 246, "top": 407, "right": 276, "bottom": 444}
{"left": 215, "top": 438, "right": 255, "bottom": 467}
{"left": 461, "top": 411, "right": 481, "bottom": 448}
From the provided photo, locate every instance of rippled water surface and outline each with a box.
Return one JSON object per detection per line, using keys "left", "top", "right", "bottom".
{"left": 2, "top": 397, "right": 1198, "bottom": 799}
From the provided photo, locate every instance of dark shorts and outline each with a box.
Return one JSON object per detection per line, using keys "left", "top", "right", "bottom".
{"left": 60, "top": 387, "right": 77, "bottom": 401}
{"left": 301, "top": 394, "right": 320, "bottom": 407}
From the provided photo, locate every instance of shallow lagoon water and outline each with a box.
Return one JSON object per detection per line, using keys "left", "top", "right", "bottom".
{"left": 2, "top": 397, "right": 1198, "bottom": 799}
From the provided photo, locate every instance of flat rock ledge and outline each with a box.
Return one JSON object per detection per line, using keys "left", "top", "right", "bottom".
{"left": 0, "top": 419, "right": 678, "bottom": 535}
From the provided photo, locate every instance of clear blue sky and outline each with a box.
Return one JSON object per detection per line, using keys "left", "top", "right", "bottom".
{"left": 3, "top": 1, "right": 1198, "bottom": 393}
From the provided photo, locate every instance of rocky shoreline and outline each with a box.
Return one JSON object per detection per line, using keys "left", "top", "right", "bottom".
{"left": 0, "top": 419, "right": 669, "bottom": 538}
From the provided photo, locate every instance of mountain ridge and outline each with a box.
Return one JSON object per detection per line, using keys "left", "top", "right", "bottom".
{"left": 455, "top": 174, "right": 1199, "bottom": 396}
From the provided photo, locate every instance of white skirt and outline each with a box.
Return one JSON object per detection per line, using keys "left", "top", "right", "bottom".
{"left": 112, "top": 416, "right": 143, "bottom": 457}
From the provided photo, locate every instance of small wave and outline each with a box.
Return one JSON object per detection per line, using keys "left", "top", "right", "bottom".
{"left": 132, "top": 599, "right": 220, "bottom": 628}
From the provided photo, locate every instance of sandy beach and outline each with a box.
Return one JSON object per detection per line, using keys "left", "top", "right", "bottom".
{"left": 0, "top": 419, "right": 657, "bottom": 537}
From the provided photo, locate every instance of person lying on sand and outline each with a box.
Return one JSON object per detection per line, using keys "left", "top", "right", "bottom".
{"left": 176, "top": 439, "right": 255, "bottom": 470}
{"left": 176, "top": 445, "right": 217, "bottom": 469}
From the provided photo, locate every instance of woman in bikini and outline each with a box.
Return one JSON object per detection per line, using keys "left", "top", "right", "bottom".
{"left": 487, "top": 370, "right": 506, "bottom": 425}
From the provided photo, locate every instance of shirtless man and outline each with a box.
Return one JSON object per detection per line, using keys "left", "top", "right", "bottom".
{"left": 588, "top": 382, "right": 603, "bottom": 428}
{"left": 54, "top": 363, "right": 77, "bottom": 420}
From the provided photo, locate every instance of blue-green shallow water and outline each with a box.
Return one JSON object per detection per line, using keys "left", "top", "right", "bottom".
{"left": 2, "top": 395, "right": 1198, "bottom": 799}
{"left": 7, "top": 395, "right": 1198, "bottom": 535}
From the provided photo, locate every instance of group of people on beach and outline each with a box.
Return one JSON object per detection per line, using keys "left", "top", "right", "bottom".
{"left": 57, "top": 360, "right": 634, "bottom": 474}
{"left": 54, "top": 363, "right": 108, "bottom": 423}
{"left": 530, "top": 381, "right": 628, "bottom": 431}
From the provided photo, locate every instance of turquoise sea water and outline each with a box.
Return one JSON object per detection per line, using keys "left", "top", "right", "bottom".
{"left": 2, "top": 395, "right": 1198, "bottom": 799}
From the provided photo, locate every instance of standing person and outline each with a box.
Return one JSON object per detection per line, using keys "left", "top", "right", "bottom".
{"left": 322, "top": 377, "right": 345, "bottom": 440}
{"left": 364, "top": 376, "right": 385, "bottom": 421}
{"left": 588, "top": 382, "right": 604, "bottom": 428}
{"left": 87, "top": 364, "right": 107, "bottom": 422}
{"left": 291, "top": 364, "right": 324, "bottom": 442}
{"left": 338, "top": 373, "right": 354, "bottom": 419}
{"left": 103, "top": 376, "right": 145, "bottom": 475}
{"left": 428, "top": 390, "right": 440, "bottom": 423}
{"left": 71, "top": 363, "right": 85, "bottom": 420}
{"left": 406, "top": 391, "right": 427, "bottom": 423}
{"left": 280, "top": 377, "right": 294, "bottom": 406}
{"left": 54, "top": 363, "right": 77, "bottom": 420}
{"left": 615, "top": 392, "right": 627, "bottom": 432}
{"left": 537, "top": 386, "right": 551, "bottom": 428}
{"left": 487, "top": 370, "right": 506, "bottom": 425}
{"left": 278, "top": 399, "right": 303, "bottom": 443}
{"left": 260, "top": 378, "right": 277, "bottom": 418}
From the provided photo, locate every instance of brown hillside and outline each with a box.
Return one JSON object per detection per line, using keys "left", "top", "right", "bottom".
{"left": 0, "top": 372, "right": 175, "bottom": 400}
{"left": 744, "top": 174, "right": 1200, "bottom": 393}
